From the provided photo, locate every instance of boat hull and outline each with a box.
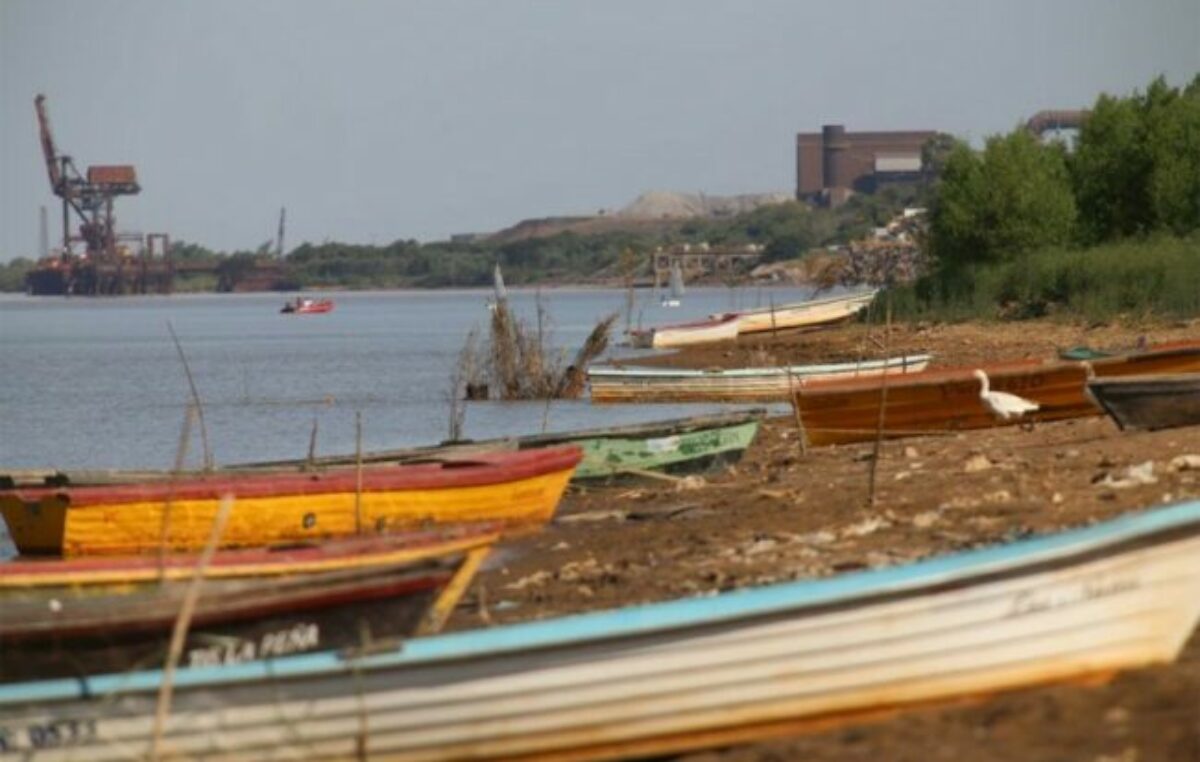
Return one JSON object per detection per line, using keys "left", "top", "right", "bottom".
{"left": 556, "top": 419, "right": 759, "bottom": 481}
{"left": 0, "top": 448, "right": 579, "bottom": 556}
{"left": 589, "top": 355, "right": 931, "bottom": 403}
{"left": 714, "top": 291, "right": 876, "bottom": 335}
{"left": 794, "top": 342, "right": 1200, "bottom": 446}
{"left": 1088, "top": 374, "right": 1200, "bottom": 431}
{"left": 1, "top": 566, "right": 444, "bottom": 683}
{"left": 631, "top": 316, "right": 741, "bottom": 349}
{"left": 1, "top": 502, "right": 1198, "bottom": 760}
{"left": 0, "top": 530, "right": 492, "bottom": 683}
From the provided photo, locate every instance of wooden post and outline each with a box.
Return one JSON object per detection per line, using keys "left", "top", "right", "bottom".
{"left": 158, "top": 404, "right": 195, "bottom": 584}
{"left": 355, "top": 411, "right": 364, "bottom": 535}
{"left": 417, "top": 546, "right": 491, "bottom": 636}
{"left": 867, "top": 295, "right": 893, "bottom": 507}
{"left": 306, "top": 415, "right": 319, "bottom": 471}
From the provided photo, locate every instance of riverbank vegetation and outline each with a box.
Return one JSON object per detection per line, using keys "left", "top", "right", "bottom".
{"left": 896, "top": 74, "right": 1200, "bottom": 321}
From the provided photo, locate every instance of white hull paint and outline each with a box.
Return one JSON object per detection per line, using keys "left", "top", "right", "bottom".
{"left": 3, "top": 505, "right": 1199, "bottom": 760}
{"left": 630, "top": 316, "right": 740, "bottom": 350}
{"left": 589, "top": 355, "right": 932, "bottom": 402}
{"left": 715, "top": 291, "right": 877, "bottom": 335}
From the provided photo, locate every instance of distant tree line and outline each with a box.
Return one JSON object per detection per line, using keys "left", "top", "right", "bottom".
{"left": 905, "top": 74, "right": 1200, "bottom": 320}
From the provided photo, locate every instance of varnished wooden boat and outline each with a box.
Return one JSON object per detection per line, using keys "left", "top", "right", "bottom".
{"left": 0, "top": 447, "right": 581, "bottom": 556}
{"left": 1088, "top": 373, "right": 1200, "bottom": 431}
{"left": 588, "top": 354, "right": 931, "bottom": 403}
{"left": 2, "top": 500, "right": 1198, "bottom": 760}
{"left": 0, "top": 528, "right": 494, "bottom": 683}
{"left": 793, "top": 340, "right": 1200, "bottom": 446}
{"left": 628, "top": 314, "right": 741, "bottom": 349}
{"left": 711, "top": 290, "right": 877, "bottom": 335}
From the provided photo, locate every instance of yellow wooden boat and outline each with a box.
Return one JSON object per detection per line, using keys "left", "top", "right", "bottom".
{"left": 0, "top": 447, "right": 580, "bottom": 556}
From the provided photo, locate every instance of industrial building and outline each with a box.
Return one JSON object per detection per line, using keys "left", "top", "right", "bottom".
{"left": 795, "top": 124, "right": 940, "bottom": 207}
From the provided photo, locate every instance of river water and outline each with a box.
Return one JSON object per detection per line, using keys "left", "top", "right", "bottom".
{"left": 0, "top": 286, "right": 824, "bottom": 471}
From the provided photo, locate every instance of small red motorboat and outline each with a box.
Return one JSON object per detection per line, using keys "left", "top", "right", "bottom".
{"left": 281, "top": 297, "right": 334, "bottom": 314}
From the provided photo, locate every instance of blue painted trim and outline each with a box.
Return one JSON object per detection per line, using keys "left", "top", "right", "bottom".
{"left": 5, "top": 501, "right": 1198, "bottom": 705}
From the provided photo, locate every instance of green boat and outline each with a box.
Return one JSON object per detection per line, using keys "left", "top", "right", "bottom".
{"left": 6, "top": 411, "right": 767, "bottom": 488}
{"left": 513, "top": 410, "right": 765, "bottom": 482}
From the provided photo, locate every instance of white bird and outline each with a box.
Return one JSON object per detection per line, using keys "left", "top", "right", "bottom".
{"left": 973, "top": 369, "right": 1040, "bottom": 421}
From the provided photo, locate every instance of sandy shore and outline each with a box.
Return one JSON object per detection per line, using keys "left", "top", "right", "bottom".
{"left": 446, "top": 318, "right": 1200, "bottom": 761}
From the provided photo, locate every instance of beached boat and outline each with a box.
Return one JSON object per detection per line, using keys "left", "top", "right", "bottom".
{"left": 280, "top": 297, "right": 334, "bottom": 314}
{"left": 712, "top": 290, "right": 877, "bottom": 335}
{"left": 1087, "top": 373, "right": 1200, "bottom": 431}
{"left": 2, "top": 500, "right": 1197, "bottom": 760}
{"left": 629, "top": 314, "right": 740, "bottom": 349}
{"left": 239, "top": 410, "right": 766, "bottom": 483}
{"left": 793, "top": 340, "right": 1200, "bottom": 446}
{"left": 516, "top": 410, "right": 764, "bottom": 481}
{"left": 2, "top": 412, "right": 764, "bottom": 493}
{"left": 0, "top": 528, "right": 494, "bottom": 683}
{"left": 0, "top": 447, "right": 580, "bottom": 556}
{"left": 589, "top": 354, "right": 932, "bottom": 403}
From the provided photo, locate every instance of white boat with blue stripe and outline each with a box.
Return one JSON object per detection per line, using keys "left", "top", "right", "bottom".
{"left": 2, "top": 501, "right": 1198, "bottom": 760}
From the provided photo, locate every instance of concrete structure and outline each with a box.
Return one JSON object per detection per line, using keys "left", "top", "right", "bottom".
{"left": 651, "top": 242, "right": 763, "bottom": 289}
{"left": 796, "top": 125, "right": 939, "bottom": 207}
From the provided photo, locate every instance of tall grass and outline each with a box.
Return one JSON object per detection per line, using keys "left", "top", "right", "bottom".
{"left": 891, "top": 234, "right": 1200, "bottom": 322}
{"left": 460, "top": 300, "right": 618, "bottom": 401}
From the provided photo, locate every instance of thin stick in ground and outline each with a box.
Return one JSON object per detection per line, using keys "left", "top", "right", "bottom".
{"left": 167, "top": 321, "right": 213, "bottom": 471}
{"left": 867, "top": 296, "right": 893, "bottom": 507}
{"left": 150, "top": 494, "right": 234, "bottom": 760}
{"left": 157, "top": 404, "right": 196, "bottom": 583}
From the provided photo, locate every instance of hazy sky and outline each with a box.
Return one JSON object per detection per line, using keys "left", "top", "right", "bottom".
{"left": 2, "top": 1, "right": 1197, "bottom": 260}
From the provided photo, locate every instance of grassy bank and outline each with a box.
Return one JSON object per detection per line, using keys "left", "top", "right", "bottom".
{"left": 890, "top": 234, "right": 1200, "bottom": 323}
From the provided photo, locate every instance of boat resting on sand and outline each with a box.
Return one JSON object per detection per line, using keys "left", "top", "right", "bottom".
{"left": 0, "top": 447, "right": 580, "bottom": 556}
{"left": 4, "top": 412, "right": 767, "bottom": 490}
{"left": 792, "top": 340, "right": 1200, "bottom": 446}
{"left": 588, "top": 354, "right": 932, "bottom": 403}
{"left": 711, "top": 290, "right": 877, "bottom": 335}
{"left": 516, "top": 410, "right": 764, "bottom": 481}
{"left": 1087, "top": 373, "right": 1200, "bottom": 432}
{"left": 628, "top": 314, "right": 740, "bottom": 349}
{"left": 2, "top": 500, "right": 1198, "bottom": 760}
{"left": 245, "top": 410, "right": 766, "bottom": 483}
{"left": 0, "top": 528, "right": 495, "bottom": 683}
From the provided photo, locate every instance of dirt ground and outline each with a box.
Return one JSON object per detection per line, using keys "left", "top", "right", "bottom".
{"left": 445, "top": 318, "right": 1200, "bottom": 761}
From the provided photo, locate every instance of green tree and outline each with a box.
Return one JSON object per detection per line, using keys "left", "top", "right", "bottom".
{"left": 930, "top": 130, "right": 1077, "bottom": 268}
{"left": 1145, "top": 77, "right": 1200, "bottom": 235}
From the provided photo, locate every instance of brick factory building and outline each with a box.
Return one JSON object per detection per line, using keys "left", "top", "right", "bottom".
{"left": 796, "top": 124, "right": 940, "bottom": 207}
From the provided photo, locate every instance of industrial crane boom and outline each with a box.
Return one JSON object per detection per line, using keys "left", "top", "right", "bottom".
{"left": 33, "top": 94, "right": 63, "bottom": 192}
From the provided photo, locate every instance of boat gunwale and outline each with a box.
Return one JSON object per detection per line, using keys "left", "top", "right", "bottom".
{"left": 796, "top": 340, "right": 1200, "bottom": 396}
{"left": 709, "top": 289, "right": 878, "bottom": 321}
{"left": 0, "top": 447, "right": 582, "bottom": 505}
{"left": 0, "top": 528, "right": 496, "bottom": 586}
{"left": 1087, "top": 372, "right": 1200, "bottom": 389}
{"left": 588, "top": 355, "right": 933, "bottom": 380}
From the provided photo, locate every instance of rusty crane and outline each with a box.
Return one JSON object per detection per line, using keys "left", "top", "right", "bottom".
{"left": 29, "top": 94, "right": 172, "bottom": 295}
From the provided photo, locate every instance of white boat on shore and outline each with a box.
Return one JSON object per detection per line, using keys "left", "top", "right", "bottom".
{"left": 714, "top": 290, "right": 877, "bottom": 335}
{"left": 589, "top": 353, "right": 933, "bottom": 402}
{"left": 2, "top": 501, "right": 1198, "bottom": 760}
{"left": 628, "top": 314, "right": 741, "bottom": 349}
